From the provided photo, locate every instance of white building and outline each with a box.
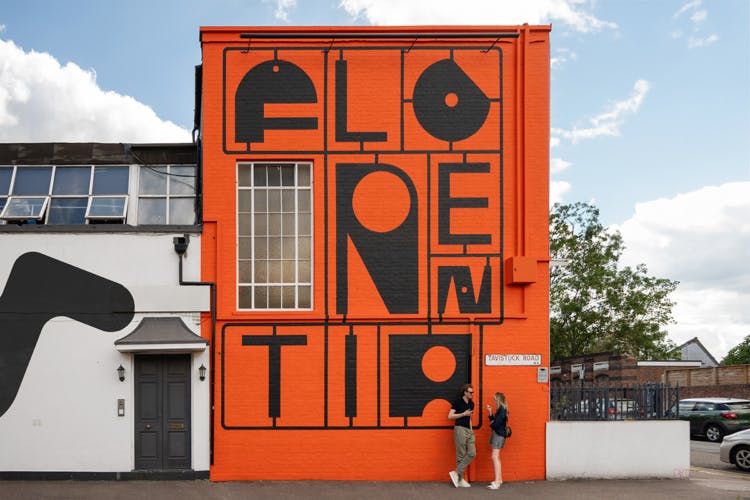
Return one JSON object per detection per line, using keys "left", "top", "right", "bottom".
{"left": 0, "top": 143, "right": 211, "bottom": 478}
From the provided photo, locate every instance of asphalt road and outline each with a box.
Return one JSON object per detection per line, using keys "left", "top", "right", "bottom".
{"left": 690, "top": 438, "right": 737, "bottom": 472}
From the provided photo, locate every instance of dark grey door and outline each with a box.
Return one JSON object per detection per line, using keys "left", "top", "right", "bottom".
{"left": 134, "top": 354, "right": 191, "bottom": 470}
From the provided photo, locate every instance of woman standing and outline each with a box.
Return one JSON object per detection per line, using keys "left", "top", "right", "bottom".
{"left": 486, "top": 392, "right": 508, "bottom": 489}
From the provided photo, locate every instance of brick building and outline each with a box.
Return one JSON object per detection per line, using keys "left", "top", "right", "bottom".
{"left": 551, "top": 352, "right": 700, "bottom": 386}
{"left": 200, "top": 25, "right": 551, "bottom": 482}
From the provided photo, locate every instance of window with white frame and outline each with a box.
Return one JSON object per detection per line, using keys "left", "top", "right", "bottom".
{"left": 237, "top": 162, "right": 312, "bottom": 310}
{"left": 137, "top": 165, "right": 197, "bottom": 225}
{"left": 0, "top": 165, "right": 129, "bottom": 224}
{"left": 0, "top": 166, "right": 12, "bottom": 217}
{"left": 0, "top": 164, "right": 197, "bottom": 226}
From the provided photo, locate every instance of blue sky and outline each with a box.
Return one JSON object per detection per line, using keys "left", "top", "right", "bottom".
{"left": 0, "top": 0, "right": 748, "bottom": 359}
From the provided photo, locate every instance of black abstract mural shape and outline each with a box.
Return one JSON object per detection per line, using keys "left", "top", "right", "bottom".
{"left": 412, "top": 58, "right": 490, "bottom": 143}
{"left": 437, "top": 264, "right": 492, "bottom": 315}
{"left": 235, "top": 59, "right": 318, "bottom": 143}
{"left": 336, "top": 164, "right": 419, "bottom": 315}
{"left": 389, "top": 334, "right": 471, "bottom": 417}
{"left": 335, "top": 59, "right": 387, "bottom": 143}
{"left": 0, "top": 252, "right": 135, "bottom": 418}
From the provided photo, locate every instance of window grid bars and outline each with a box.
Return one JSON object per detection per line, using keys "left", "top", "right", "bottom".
{"left": 137, "top": 165, "right": 197, "bottom": 225}
{"left": 238, "top": 162, "right": 312, "bottom": 311}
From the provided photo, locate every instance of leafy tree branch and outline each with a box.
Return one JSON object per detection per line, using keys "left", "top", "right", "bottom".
{"left": 550, "top": 202, "right": 678, "bottom": 361}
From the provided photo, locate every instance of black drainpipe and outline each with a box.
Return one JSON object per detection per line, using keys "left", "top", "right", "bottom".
{"left": 174, "top": 234, "right": 216, "bottom": 466}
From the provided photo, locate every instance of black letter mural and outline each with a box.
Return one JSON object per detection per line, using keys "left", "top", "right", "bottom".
{"left": 235, "top": 59, "right": 318, "bottom": 144}
{"left": 438, "top": 162, "right": 491, "bottom": 246}
{"left": 413, "top": 59, "right": 490, "bottom": 142}
{"left": 335, "top": 59, "right": 387, "bottom": 143}
{"left": 242, "top": 334, "right": 308, "bottom": 418}
{"left": 345, "top": 333, "right": 357, "bottom": 417}
{"left": 0, "top": 252, "right": 135, "bottom": 417}
{"left": 336, "top": 164, "right": 418, "bottom": 315}
{"left": 437, "top": 262, "right": 492, "bottom": 315}
{"left": 389, "top": 334, "right": 471, "bottom": 417}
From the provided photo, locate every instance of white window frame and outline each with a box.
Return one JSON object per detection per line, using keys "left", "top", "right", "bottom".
{"left": 237, "top": 161, "right": 313, "bottom": 311}
{"left": 85, "top": 195, "right": 129, "bottom": 221}
{"left": 0, "top": 165, "right": 132, "bottom": 225}
{"left": 0, "top": 165, "right": 14, "bottom": 222}
{"left": 0, "top": 196, "right": 50, "bottom": 221}
{"left": 593, "top": 361, "right": 610, "bottom": 371}
{"left": 136, "top": 164, "right": 197, "bottom": 225}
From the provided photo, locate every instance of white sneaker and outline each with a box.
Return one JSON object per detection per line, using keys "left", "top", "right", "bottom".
{"left": 487, "top": 481, "right": 501, "bottom": 489}
{"left": 448, "top": 470, "right": 459, "bottom": 488}
{"left": 458, "top": 479, "right": 471, "bottom": 488}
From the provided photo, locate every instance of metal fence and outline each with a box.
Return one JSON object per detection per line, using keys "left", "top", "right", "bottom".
{"left": 550, "top": 382, "right": 680, "bottom": 421}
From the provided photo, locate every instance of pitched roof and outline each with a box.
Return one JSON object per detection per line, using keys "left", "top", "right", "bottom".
{"left": 673, "top": 337, "right": 719, "bottom": 366}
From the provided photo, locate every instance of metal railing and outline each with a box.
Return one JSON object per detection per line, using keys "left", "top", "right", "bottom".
{"left": 550, "top": 382, "right": 679, "bottom": 421}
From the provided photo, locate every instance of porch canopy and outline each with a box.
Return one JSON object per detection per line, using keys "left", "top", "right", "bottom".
{"left": 115, "top": 316, "right": 208, "bottom": 353}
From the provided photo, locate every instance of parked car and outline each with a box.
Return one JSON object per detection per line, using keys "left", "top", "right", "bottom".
{"left": 578, "top": 398, "right": 644, "bottom": 420}
{"left": 675, "top": 398, "right": 750, "bottom": 442}
{"left": 720, "top": 427, "right": 750, "bottom": 472}
{"left": 608, "top": 398, "right": 644, "bottom": 419}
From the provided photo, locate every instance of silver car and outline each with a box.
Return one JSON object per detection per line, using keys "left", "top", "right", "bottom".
{"left": 719, "top": 427, "right": 750, "bottom": 472}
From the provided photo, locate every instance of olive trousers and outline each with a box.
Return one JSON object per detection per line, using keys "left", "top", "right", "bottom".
{"left": 454, "top": 425, "right": 476, "bottom": 479}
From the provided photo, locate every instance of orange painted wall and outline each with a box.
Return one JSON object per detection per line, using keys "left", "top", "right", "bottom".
{"left": 199, "top": 25, "right": 550, "bottom": 481}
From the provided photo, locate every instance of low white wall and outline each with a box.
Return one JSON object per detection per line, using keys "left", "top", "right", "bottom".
{"left": 546, "top": 421, "right": 690, "bottom": 479}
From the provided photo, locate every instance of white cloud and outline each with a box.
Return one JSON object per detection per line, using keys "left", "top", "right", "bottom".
{"left": 672, "top": 0, "right": 717, "bottom": 48}
{"left": 550, "top": 157, "right": 572, "bottom": 175}
{"left": 551, "top": 47, "right": 577, "bottom": 69}
{"left": 688, "top": 34, "right": 719, "bottom": 48}
{"left": 552, "top": 79, "right": 650, "bottom": 144}
{"left": 550, "top": 180, "right": 571, "bottom": 206}
{"left": 690, "top": 10, "right": 708, "bottom": 25}
{"left": 274, "top": 0, "right": 297, "bottom": 22}
{"left": 340, "top": 0, "right": 617, "bottom": 32}
{"left": 616, "top": 182, "right": 750, "bottom": 360}
{"left": 0, "top": 39, "right": 190, "bottom": 143}
{"left": 674, "top": 0, "right": 702, "bottom": 18}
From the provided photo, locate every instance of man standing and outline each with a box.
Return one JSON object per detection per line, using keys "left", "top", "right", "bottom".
{"left": 448, "top": 383, "right": 475, "bottom": 487}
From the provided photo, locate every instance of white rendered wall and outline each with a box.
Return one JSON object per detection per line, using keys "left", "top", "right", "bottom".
{"left": 0, "top": 233, "right": 210, "bottom": 472}
{"left": 546, "top": 421, "right": 690, "bottom": 479}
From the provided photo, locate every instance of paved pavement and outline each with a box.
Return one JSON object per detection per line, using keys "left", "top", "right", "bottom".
{"left": 3, "top": 441, "right": 748, "bottom": 499}
{"left": 1, "top": 468, "right": 749, "bottom": 500}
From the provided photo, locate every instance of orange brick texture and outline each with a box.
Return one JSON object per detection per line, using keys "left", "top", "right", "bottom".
{"left": 199, "top": 25, "right": 551, "bottom": 482}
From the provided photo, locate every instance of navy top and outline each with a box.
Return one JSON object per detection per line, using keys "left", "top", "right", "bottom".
{"left": 489, "top": 406, "right": 508, "bottom": 435}
{"left": 451, "top": 397, "right": 474, "bottom": 429}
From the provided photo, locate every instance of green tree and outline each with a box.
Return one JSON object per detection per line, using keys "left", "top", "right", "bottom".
{"left": 550, "top": 202, "right": 679, "bottom": 361}
{"left": 722, "top": 335, "right": 750, "bottom": 365}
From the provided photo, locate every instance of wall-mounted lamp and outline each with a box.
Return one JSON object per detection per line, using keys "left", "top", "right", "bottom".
{"left": 117, "top": 365, "right": 125, "bottom": 382}
{"left": 199, "top": 364, "right": 206, "bottom": 381}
